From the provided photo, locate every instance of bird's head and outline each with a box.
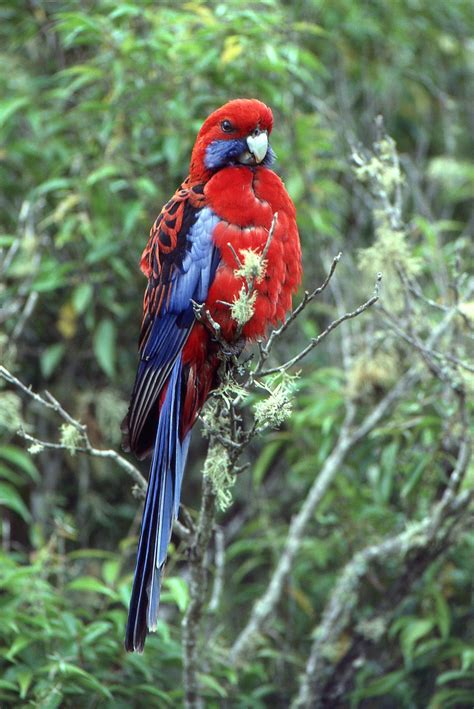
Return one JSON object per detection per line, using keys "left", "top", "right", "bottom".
{"left": 190, "top": 98, "right": 275, "bottom": 181}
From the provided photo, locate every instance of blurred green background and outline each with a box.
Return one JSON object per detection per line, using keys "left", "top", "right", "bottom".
{"left": 1, "top": 1, "right": 473, "bottom": 707}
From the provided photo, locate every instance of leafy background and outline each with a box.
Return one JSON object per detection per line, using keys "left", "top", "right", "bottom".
{"left": 1, "top": 0, "right": 473, "bottom": 706}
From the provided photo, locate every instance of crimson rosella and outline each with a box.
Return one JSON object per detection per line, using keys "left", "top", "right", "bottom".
{"left": 122, "top": 98, "right": 302, "bottom": 651}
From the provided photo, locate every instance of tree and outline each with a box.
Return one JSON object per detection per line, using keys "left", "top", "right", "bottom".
{"left": 1, "top": 2, "right": 473, "bottom": 707}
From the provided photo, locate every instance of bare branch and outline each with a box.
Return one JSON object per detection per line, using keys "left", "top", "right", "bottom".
{"left": 293, "top": 385, "right": 472, "bottom": 709}
{"left": 253, "top": 251, "right": 342, "bottom": 376}
{"left": 259, "top": 273, "right": 382, "bottom": 377}
{"left": 379, "top": 305, "right": 474, "bottom": 376}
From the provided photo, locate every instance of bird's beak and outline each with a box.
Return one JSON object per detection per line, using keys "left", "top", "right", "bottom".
{"left": 246, "top": 131, "right": 268, "bottom": 164}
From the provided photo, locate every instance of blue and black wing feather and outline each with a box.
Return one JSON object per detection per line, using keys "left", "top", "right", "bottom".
{"left": 121, "top": 185, "right": 220, "bottom": 459}
{"left": 123, "top": 183, "right": 221, "bottom": 652}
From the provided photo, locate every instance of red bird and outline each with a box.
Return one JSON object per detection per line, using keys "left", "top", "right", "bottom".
{"left": 122, "top": 98, "right": 302, "bottom": 651}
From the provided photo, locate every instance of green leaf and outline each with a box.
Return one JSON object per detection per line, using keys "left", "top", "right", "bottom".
{"left": 253, "top": 439, "right": 283, "bottom": 487}
{"left": 135, "top": 685, "right": 174, "bottom": 702}
{"left": 93, "top": 319, "right": 116, "bottom": 378}
{"left": 34, "top": 178, "right": 73, "bottom": 196}
{"left": 82, "top": 621, "right": 112, "bottom": 645}
{"left": 198, "top": 672, "right": 228, "bottom": 698}
{"left": 162, "top": 577, "right": 189, "bottom": 612}
{"left": 429, "top": 688, "right": 474, "bottom": 709}
{"left": 5, "top": 637, "right": 32, "bottom": 662}
{"left": 72, "top": 283, "right": 93, "bottom": 314}
{"left": 400, "top": 618, "right": 435, "bottom": 663}
{"left": 54, "top": 662, "right": 113, "bottom": 698}
{"left": 432, "top": 588, "right": 451, "bottom": 639}
{"left": 401, "top": 457, "right": 428, "bottom": 499}
{"left": 102, "top": 559, "right": 120, "bottom": 586}
{"left": 0, "top": 482, "right": 31, "bottom": 522}
{"left": 0, "top": 446, "right": 39, "bottom": 481}
{"left": 0, "top": 97, "right": 28, "bottom": 128}
{"left": 17, "top": 670, "right": 33, "bottom": 700}
{"left": 437, "top": 669, "right": 474, "bottom": 685}
{"left": 86, "top": 164, "right": 122, "bottom": 186}
{"left": 40, "top": 343, "right": 66, "bottom": 379}
{"left": 35, "top": 687, "right": 63, "bottom": 709}
{"left": 357, "top": 670, "right": 406, "bottom": 699}
{"left": 0, "top": 680, "right": 17, "bottom": 692}
{"left": 67, "top": 576, "right": 118, "bottom": 599}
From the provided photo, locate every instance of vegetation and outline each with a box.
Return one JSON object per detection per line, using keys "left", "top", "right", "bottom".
{"left": 1, "top": 1, "right": 473, "bottom": 706}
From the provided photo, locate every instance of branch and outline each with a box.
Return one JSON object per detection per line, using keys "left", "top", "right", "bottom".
{"left": 292, "top": 304, "right": 473, "bottom": 708}
{"left": 0, "top": 365, "right": 192, "bottom": 543}
{"left": 379, "top": 305, "right": 474, "bottom": 376}
{"left": 229, "top": 302, "right": 458, "bottom": 665}
{"left": 182, "top": 475, "right": 217, "bottom": 708}
{"left": 208, "top": 525, "right": 225, "bottom": 613}
{"left": 228, "top": 403, "right": 355, "bottom": 665}
{"left": 293, "top": 489, "right": 473, "bottom": 708}
{"left": 259, "top": 273, "right": 382, "bottom": 377}
{"left": 253, "top": 251, "right": 342, "bottom": 377}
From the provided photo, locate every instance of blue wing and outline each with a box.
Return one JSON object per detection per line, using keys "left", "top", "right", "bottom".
{"left": 122, "top": 199, "right": 221, "bottom": 459}
{"left": 124, "top": 189, "right": 221, "bottom": 652}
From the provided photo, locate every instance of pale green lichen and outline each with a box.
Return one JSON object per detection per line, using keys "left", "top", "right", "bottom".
{"left": 95, "top": 389, "right": 128, "bottom": 444}
{"left": 0, "top": 332, "right": 17, "bottom": 372}
{"left": 230, "top": 286, "right": 257, "bottom": 327}
{"left": 254, "top": 373, "right": 297, "bottom": 430}
{"left": 353, "top": 136, "right": 403, "bottom": 197}
{"left": 234, "top": 248, "right": 267, "bottom": 283}
{"left": 354, "top": 132, "right": 422, "bottom": 309}
{"left": 59, "top": 423, "right": 81, "bottom": 456}
{"left": 28, "top": 442, "right": 45, "bottom": 455}
{"left": 347, "top": 350, "right": 399, "bottom": 402}
{"left": 358, "top": 219, "right": 421, "bottom": 280}
{"left": 203, "top": 442, "right": 235, "bottom": 511}
{"left": 356, "top": 616, "right": 387, "bottom": 642}
{"left": 0, "top": 391, "right": 22, "bottom": 433}
{"left": 200, "top": 397, "right": 219, "bottom": 437}
{"left": 214, "top": 374, "right": 248, "bottom": 409}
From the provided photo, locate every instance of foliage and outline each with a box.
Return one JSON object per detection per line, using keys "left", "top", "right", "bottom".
{"left": 1, "top": 0, "right": 473, "bottom": 707}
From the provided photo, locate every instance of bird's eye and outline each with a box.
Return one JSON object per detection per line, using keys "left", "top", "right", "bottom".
{"left": 221, "top": 119, "right": 234, "bottom": 133}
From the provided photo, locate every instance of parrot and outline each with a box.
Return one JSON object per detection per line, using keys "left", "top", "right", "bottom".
{"left": 122, "top": 98, "right": 302, "bottom": 652}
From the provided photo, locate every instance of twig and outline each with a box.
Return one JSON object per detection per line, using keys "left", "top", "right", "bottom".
{"left": 208, "top": 526, "right": 225, "bottom": 613}
{"left": 379, "top": 305, "right": 474, "bottom": 376}
{"left": 259, "top": 273, "right": 382, "bottom": 377}
{"left": 182, "top": 475, "right": 217, "bottom": 709}
{"left": 292, "top": 301, "right": 473, "bottom": 707}
{"left": 12, "top": 292, "right": 39, "bottom": 341}
{"left": 253, "top": 252, "right": 342, "bottom": 377}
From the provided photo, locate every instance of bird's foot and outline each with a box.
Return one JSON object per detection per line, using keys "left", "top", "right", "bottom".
{"left": 220, "top": 337, "right": 246, "bottom": 359}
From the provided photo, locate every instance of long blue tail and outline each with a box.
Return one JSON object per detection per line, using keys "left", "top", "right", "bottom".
{"left": 125, "top": 357, "right": 190, "bottom": 652}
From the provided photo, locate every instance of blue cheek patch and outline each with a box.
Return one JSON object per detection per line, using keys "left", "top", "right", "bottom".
{"left": 205, "top": 138, "right": 277, "bottom": 170}
{"left": 263, "top": 145, "right": 276, "bottom": 166}
{"left": 204, "top": 138, "right": 247, "bottom": 170}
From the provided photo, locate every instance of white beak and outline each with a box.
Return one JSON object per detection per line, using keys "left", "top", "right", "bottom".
{"left": 246, "top": 132, "right": 268, "bottom": 164}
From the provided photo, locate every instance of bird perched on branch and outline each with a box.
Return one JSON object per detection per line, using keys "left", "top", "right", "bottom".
{"left": 122, "top": 98, "right": 302, "bottom": 651}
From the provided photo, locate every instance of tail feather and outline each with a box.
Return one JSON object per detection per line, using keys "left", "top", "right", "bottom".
{"left": 125, "top": 357, "right": 189, "bottom": 652}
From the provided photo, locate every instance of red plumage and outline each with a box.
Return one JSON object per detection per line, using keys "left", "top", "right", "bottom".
{"left": 123, "top": 98, "right": 302, "bottom": 651}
